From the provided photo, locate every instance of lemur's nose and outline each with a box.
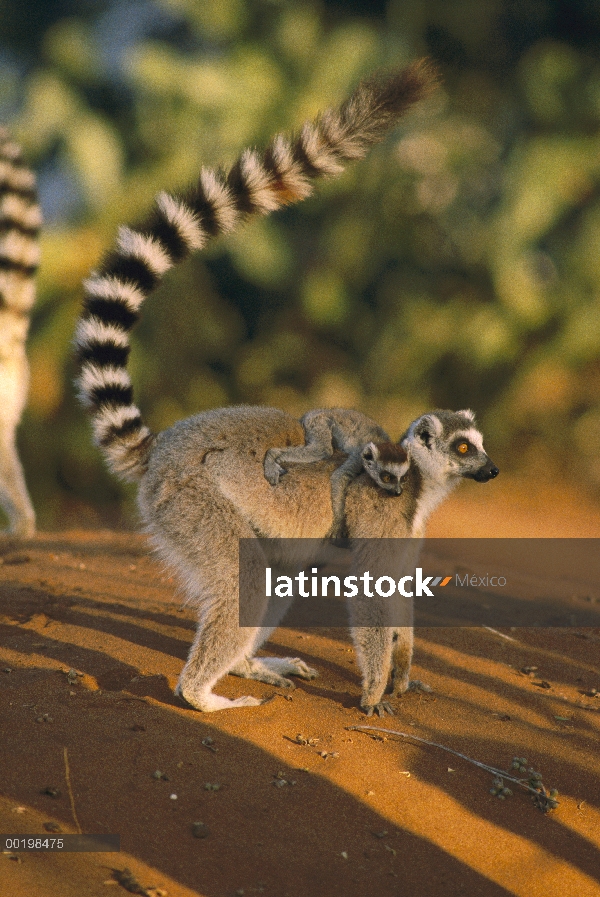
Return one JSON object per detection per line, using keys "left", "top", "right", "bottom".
{"left": 489, "top": 466, "right": 499, "bottom": 479}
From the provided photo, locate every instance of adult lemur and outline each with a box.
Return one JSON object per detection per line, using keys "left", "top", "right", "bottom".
{"left": 0, "top": 130, "right": 40, "bottom": 538}
{"left": 75, "top": 60, "right": 499, "bottom": 715}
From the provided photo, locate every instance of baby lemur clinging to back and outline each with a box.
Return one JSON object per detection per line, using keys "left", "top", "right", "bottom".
{"left": 75, "top": 59, "right": 498, "bottom": 716}
{"left": 264, "top": 409, "right": 410, "bottom": 537}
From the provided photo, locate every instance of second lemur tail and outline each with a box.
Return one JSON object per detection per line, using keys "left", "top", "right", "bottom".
{"left": 0, "top": 130, "right": 41, "bottom": 320}
{"left": 75, "top": 59, "right": 438, "bottom": 481}
{"left": 0, "top": 131, "right": 41, "bottom": 537}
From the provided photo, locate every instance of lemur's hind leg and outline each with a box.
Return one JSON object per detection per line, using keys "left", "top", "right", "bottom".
{"left": 231, "top": 600, "right": 319, "bottom": 687}
{"left": 390, "top": 627, "right": 413, "bottom": 696}
{"left": 264, "top": 416, "right": 334, "bottom": 485}
{"left": 148, "top": 489, "right": 266, "bottom": 711}
{"left": 390, "top": 628, "right": 431, "bottom": 697}
{"left": 148, "top": 477, "right": 313, "bottom": 710}
{"left": 176, "top": 611, "right": 263, "bottom": 712}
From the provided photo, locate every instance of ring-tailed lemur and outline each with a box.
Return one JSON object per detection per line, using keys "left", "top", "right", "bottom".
{"left": 264, "top": 409, "right": 410, "bottom": 538}
{"left": 75, "top": 60, "right": 497, "bottom": 717}
{"left": 0, "top": 130, "right": 40, "bottom": 538}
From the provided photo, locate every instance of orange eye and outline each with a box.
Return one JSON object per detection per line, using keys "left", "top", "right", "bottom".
{"left": 381, "top": 473, "right": 392, "bottom": 483}
{"left": 457, "top": 442, "right": 469, "bottom": 454}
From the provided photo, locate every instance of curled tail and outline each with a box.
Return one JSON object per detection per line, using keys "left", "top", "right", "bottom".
{"left": 75, "top": 59, "right": 438, "bottom": 482}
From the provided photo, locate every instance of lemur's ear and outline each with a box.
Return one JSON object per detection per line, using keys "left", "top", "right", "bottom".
{"left": 361, "top": 442, "right": 378, "bottom": 465}
{"left": 414, "top": 413, "right": 442, "bottom": 447}
{"left": 458, "top": 409, "right": 475, "bottom": 423}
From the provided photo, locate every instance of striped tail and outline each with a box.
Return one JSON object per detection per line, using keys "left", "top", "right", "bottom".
{"left": 0, "top": 130, "right": 40, "bottom": 537}
{"left": 0, "top": 130, "right": 41, "bottom": 318}
{"left": 75, "top": 58, "right": 438, "bottom": 482}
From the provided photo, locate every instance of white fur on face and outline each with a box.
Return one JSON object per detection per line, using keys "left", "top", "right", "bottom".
{"left": 456, "top": 428, "right": 484, "bottom": 452}
{"left": 403, "top": 413, "right": 489, "bottom": 486}
{"left": 386, "top": 461, "right": 410, "bottom": 477}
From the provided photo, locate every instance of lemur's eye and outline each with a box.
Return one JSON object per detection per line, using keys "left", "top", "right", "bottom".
{"left": 457, "top": 442, "right": 469, "bottom": 454}
{"left": 381, "top": 473, "right": 392, "bottom": 483}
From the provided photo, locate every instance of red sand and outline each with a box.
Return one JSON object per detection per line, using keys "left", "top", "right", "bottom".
{"left": 1, "top": 476, "right": 599, "bottom": 897}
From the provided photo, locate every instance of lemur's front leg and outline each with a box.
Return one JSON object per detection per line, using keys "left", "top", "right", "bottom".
{"left": 350, "top": 626, "right": 396, "bottom": 716}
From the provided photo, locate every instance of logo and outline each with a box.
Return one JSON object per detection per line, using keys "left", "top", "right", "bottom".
{"left": 265, "top": 567, "right": 508, "bottom": 599}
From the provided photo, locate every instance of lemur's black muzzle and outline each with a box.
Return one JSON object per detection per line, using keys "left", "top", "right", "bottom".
{"left": 471, "top": 459, "right": 499, "bottom": 482}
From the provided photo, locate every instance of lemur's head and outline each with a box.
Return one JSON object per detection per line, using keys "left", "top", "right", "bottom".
{"left": 361, "top": 442, "right": 410, "bottom": 495}
{"left": 402, "top": 410, "right": 499, "bottom": 485}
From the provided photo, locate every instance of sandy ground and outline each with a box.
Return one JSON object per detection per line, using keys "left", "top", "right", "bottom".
{"left": 1, "top": 475, "right": 599, "bottom": 897}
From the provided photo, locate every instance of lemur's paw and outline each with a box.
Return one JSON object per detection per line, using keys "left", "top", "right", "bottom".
{"left": 261, "top": 657, "right": 318, "bottom": 680}
{"left": 263, "top": 453, "right": 286, "bottom": 486}
{"left": 175, "top": 685, "right": 263, "bottom": 712}
{"left": 328, "top": 529, "right": 349, "bottom": 546}
{"left": 287, "top": 658, "right": 318, "bottom": 680}
{"left": 363, "top": 701, "right": 395, "bottom": 718}
{"left": 233, "top": 695, "right": 266, "bottom": 707}
{"left": 271, "top": 675, "right": 296, "bottom": 689}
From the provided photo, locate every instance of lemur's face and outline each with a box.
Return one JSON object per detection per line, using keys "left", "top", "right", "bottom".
{"left": 403, "top": 410, "right": 499, "bottom": 484}
{"left": 361, "top": 442, "right": 410, "bottom": 495}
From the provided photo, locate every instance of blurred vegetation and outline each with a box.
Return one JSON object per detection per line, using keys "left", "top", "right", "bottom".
{"left": 1, "top": 0, "right": 600, "bottom": 528}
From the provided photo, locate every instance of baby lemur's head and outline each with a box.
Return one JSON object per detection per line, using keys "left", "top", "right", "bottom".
{"left": 361, "top": 442, "right": 410, "bottom": 495}
{"left": 402, "top": 409, "right": 499, "bottom": 485}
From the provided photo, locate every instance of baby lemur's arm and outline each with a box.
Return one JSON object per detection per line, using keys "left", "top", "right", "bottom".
{"left": 263, "top": 411, "right": 336, "bottom": 486}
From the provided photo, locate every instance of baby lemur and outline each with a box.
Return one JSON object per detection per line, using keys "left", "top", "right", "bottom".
{"left": 264, "top": 409, "right": 410, "bottom": 538}
{"left": 0, "top": 130, "right": 40, "bottom": 537}
{"left": 75, "top": 59, "right": 498, "bottom": 716}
